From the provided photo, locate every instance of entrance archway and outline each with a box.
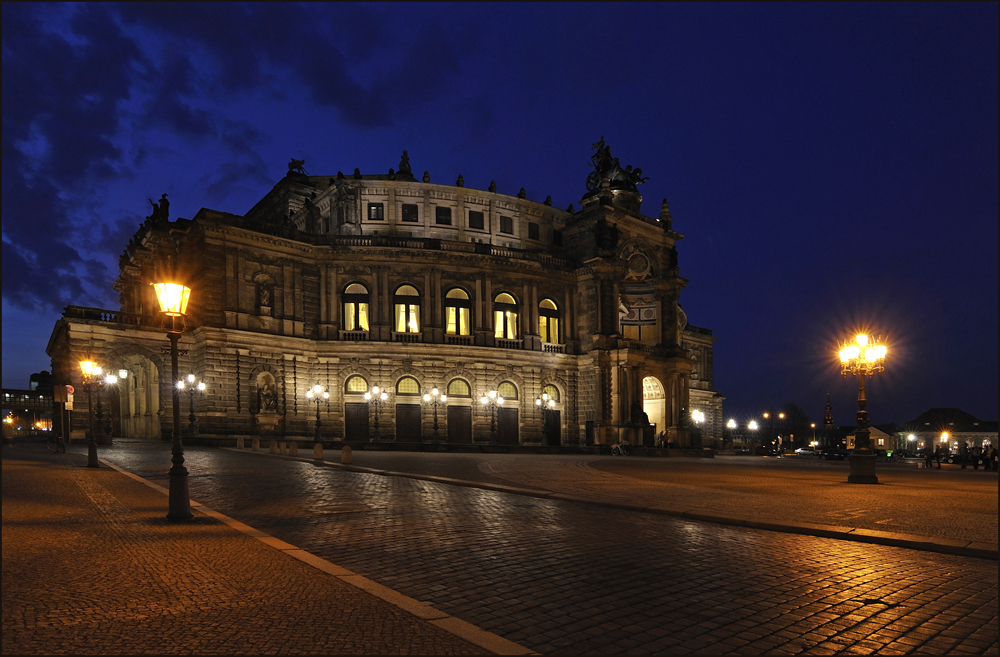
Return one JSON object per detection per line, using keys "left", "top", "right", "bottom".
{"left": 642, "top": 376, "right": 665, "bottom": 442}
{"left": 119, "top": 355, "right": 161, "bottom": 439}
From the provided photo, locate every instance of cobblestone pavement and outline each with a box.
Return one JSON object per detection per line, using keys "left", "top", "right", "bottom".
{"left": 88, "top": 441, "right": 997, "bottom": 655}
{"left": 336, "top": 451, "right": 998, "bottom": 546}
{"left": 1, "top": 448, "right": 502, "bottom": 655}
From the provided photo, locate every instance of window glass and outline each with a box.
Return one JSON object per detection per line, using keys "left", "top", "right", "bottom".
{"left": 396, "top": 377, "right": 420, "bottom": 395}
{"left": 500, "top": 216, "right": 513, "bottom": 234}
{"left": 445, "top": 287, "right": 471, "bottom": 335}
{"left": 345, "top": 375, "right": 368, "bottom": 393}
{"left": 494, "top": 293, "right": 518, "bottom": 339}
{"left": 498, "top": 382, "right": 517, "bottom": 399}
{"left": 528, "top": 222, "right": 539, "bottom": 240}
{"left": 401, "top": 204, "right": 419, "bottom": 222}
{"left": 539, "top": 298, "right": 559, "bottom": 343}
{"left": 542, "top": 384, "right": 560, "bottom": 401}
{"left": 447, "top": 379, "right": 470, "bottom": 397}
{"left": 468, "top": 210, "right": 484, "bottom": 230}
{"left": 368, "top": 203, "right": 384, "bottom": 220}
{"left": 435, "top": 207, "right": 452, "bottom": 225}
{"left": 343, "top": 284, "right": 370, "bottom": 331}
{"left": 393, "top": 285, "right": 420, "bottom": 333}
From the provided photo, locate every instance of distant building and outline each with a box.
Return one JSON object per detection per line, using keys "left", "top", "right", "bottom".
{"left": 845, "top": 423, "right": 900, "bottom": 451}
{"left": 2, "top": 371, "right": 54, "bottom": 434}
{"left": 900, "top": 408, "right": 997, "bottom": 453}
{"left": 46, "top": 146, "right": 723, "bottom": 448}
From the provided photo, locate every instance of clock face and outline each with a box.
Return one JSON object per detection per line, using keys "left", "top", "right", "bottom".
{"left": 628, "top": 253, "right": 649, "bottom": 277}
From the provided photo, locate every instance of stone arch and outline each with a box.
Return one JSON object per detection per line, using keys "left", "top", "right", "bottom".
{"left": 484, "top": 369, "right": 527, "bottom": 410}
{"left": 642, "top": 375, "right": 666, "bottom": 439}
{"left": 112, "top": 352, "right": 162, "bottom": 439}
{"left": 440, "top": 366, "right": 479, "bottom": 397}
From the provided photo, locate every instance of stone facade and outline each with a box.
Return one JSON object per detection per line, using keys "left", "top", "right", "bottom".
{"left": 47, "top": 152, "right": 722, "bottom": 447}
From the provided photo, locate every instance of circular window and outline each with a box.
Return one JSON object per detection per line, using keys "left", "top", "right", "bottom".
{"left": 628, "top": 253, "right": 649, "bottom": 276}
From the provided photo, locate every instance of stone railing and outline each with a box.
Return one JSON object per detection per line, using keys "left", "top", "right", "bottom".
{"left": 542, "top": 342, "right": 565, "bottom": 354}
{"left": 392, "top": 332, "right": 421, "bottom": 343}
{"left": 63, "top": 306, "right": 160, "bottom": 328}
{"left": 339, "top": 330, "right": 369, "bottom": 341}
{"left": 497, "top": 338, "right": 523, "bottom": 350}
{"left": 445, "top": 335, "right": 473, "bottom": 346}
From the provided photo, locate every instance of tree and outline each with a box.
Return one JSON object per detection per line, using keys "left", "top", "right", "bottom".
{"left": 782, "top": 402, "right": 814, "bottom": 448}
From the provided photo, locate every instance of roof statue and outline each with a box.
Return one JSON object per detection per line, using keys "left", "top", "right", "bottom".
{"left": 585, "top": 136, "right": 649, "bottom": 192}
{"left": 288, "top": 158, "right": 308, "bottom": 176}
{"left": 398, "top": 150, "right": 412, "bottom": 175}
{"left": 146, "top": 193, "right": 169, "bottom": 224}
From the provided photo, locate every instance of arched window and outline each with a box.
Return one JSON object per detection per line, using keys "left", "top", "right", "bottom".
{"left": 396, "top": 376, "right": 420, "bottom": 396}
{"left": 542, "top": 384, "right": 560, "bottom": 402}
{"left": 498, "top": 381, "right": 518, "bottom": 399}
{"left": 343, "top": 284, "right": 370, "bottom": 331}
{"left": 493, "top": 293, "right": 518, "bottom": 339}
{"left": 539, "top": 298, "right": 559, "bottom": 343}
{"left": 345, "top": 375, "right": 368, "bottom": 393}
{"left": 447, "top": 379, "right": 471, "bottom": 397}
{"left": 445, "top": 288, "right": 471, "bottom": 336}
{"left": 394, "top": 285, "right": 420, "bottom": 333}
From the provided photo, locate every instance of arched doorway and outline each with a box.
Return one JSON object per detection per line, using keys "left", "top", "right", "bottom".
{"left": 119, "top": 355, "right": 161, "bottom": 439}
{"left": 642, "top": 376, "right": 665, "bottom": 443}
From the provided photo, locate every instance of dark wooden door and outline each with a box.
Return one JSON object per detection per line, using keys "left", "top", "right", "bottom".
{"left": 447, "top": 406, "right": 472, "bottom": 443}
{"left": 345, "top": 402, "right": 369, "bottom": 441}
{"left": 395, "top": 404, "right": 421, "bottom": 442}
{"left": 498, "top": 408, "right": 519, "bottom": 445}
{"left": 544, "top": 410, "right": 561, "bottom": 446}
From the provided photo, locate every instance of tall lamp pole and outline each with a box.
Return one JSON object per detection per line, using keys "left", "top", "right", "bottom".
{"left": 364, "top": 385, "right": 388, "bottom": 440}
{"left": 179, "top": 374, "right": 206, "bottom": 437}
{"left": 480, "top": 390, "right": 504, "bottom": 444}
{"left": 535, "top": 392, "right": 555, "bottom": 444}
{"left": 306, "top": 384, "right": 329, "bottom": 444}
{"left": 726, "top": 418, "right": 737, "bottom": 449}
{"left": 79, "top": 360, "right": 102, "bottom": 467}
{"left": 153, "top": 281, "right": 193, "bottom": 520}
{"left": 423, "top": 388, "right": 446, "bottom": 440}
{"left": 748, "top": 420, "right": 759, "bottom": 449}
{"left": 840, "top": 333, "right": 887, "bottom": 484}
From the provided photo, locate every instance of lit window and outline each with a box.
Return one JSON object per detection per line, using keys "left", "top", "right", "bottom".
{"left": 396, "top": 377, "right": 420, "bottom": 395}
{"left": 493, "top": 293, "right": 518, "bottom": 339}
{"left": 345, "top": 375, "right": 368, "bottom": 393}
{"left": 539, "top": 298, "right": 559, "bottom": 343}
{"left": 394, "top": 285, "right": 420, "bottom": 333}
{"left": 343, "top": 283, "right": 370, "bottom": 331}
{"left": 498, "top": 381, "right": 518, "bottom": 399}
{"left": 445, "top": 288, "right": 471, "bottom": 336}
{"left": 542, "top": 384, "right": 559, "bottom": 402}
{"left": 447, "top": 379, "right": 471, "bottom": 397}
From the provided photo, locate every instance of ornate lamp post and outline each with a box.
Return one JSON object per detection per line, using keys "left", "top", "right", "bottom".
{"left": 480, "top": 389, "right": 504, "bottom": 444}
{"left": 305, "top": 384, "right": 329, "bottom": 444}
{"left": 840, "top": 332, "right": 887, "bottom": 484}
{"left": 178, "top": 374, "right": 206, "bottom": 437}
{"left": 364, "top": 385, "right": 388, "bottom": 440}
{"left": 535, "top": 392, "right": 555, "bottom": 443}
{"left": 748, "top": 420, "right": 759, "bottom": 448}
{"left": 79, "top": 360, "right": 102, "bottom": 468}
{"left": 726, "top": 418, "right": 737, "bottom": 449}
{"left": 422, "top": 388, "right": 446, "bottom": 440}
{"left": 152, "top": 281, "right": 193, "bottom": 520}
{"left": 103, "top": 373, "right": 123, "bottom": 440}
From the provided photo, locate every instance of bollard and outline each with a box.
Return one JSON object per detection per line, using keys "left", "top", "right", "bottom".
{"left": 269, "top": 440, "right": 277, "bottom": 454}
{"left": 342, "top": 445, "right": 352, "bottom": 464}
{"left": 252, "top": 437, "right": 260, "bottom": 452}
{"left": 279, "top": 441, "right": 286, "bottom": 455}
{"left": 313, "top": 443, "right": 323, "bottom": 460}
{"left": 236, "top": 437, "right": 244, "bottom": 449}
{"left": 289, "top": 441, "right": 298, "bottom": 457}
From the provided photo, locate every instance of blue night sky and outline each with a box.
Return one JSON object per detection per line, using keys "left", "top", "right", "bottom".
{"left": 3, "top": 3, "right": 997, "bottom": 427}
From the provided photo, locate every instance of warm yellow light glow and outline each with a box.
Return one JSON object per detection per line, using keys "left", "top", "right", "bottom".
{"left": 176, "top": 380, "right": 184, "bottom": 389}
{"left": 440, "top": 395, "right": 446, "bottom": 403}
{"left": 748, "top": 421, "right": 759, "bottom": 431}
{"left": 810, "top": 423, "right": 816, "bottom": 428}
{"left": 779, "top": 413, "right": 785, "bottom": 420}
{"left": 306, "top": 390, "right": 313, "bottom": 399}
{"left": 840, "top": 346, "right": 860, "bottom": 362}
{"left": 480, "top": 396, "right": 488, "bottom": 405}
{"left": 489, "top": 390, "right": 497, "bottom": 399}
{"left": 548, "top": 399, "right": 555, "bottom": 408}
{"left": 873, "top": 345, "right": 887, "bottom": 359}
{"left": 198, "top": 382, "right": 206, "bottom": 392}
{"left": 727, "top": 419, "right": 737, "bottom": 429}
{"left": 907, "top": 434, "right": 916, "bottom": 441}
{"left": 424, "top": 394, "right": 431, "bottom": 402}
{"left": 80, "top": 360, "right": 95, "bottom": 376}
{"left": 762, "top": 412, "right": 770, "bottom": 419}
{"left": 941, "top": 432, "right": 949, "bottom": 441}
{"left": 364, "top": 392, "right": 371, "bottom": 401}
{"left": 152, "top": 282, "right": 191, "bottom": 316}
{"left": 372, "top": 386, "right": 380, "bottom": 395}
{"left": 856, "top": 334, "right": 868, "bottom": 347}
{"left": 313, "top": 384, "right": 322, "bottom": 394}
{"left": 380, "top": 392, "right": 387, "bottom": 401}
{"left": 105, "top": 374, "right": 118, "bottom": 385}
{"left": 119, "top": 369, "right": 128, "bottom": 379}
{"left": 432, "top": 387, "right": 439, "bottom": 396}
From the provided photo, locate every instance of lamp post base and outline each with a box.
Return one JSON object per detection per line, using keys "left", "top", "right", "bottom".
{"left": 848, "top": 453, "right": 879, "bottom": 484}
{"left": 166, "top": 466, "right": 193, "bottom": 520}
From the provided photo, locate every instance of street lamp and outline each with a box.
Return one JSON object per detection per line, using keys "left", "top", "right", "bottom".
{"left": 178, "top": 374, "right": 206, "bottom": 438}
{"left": 422, "top": 388, "right": 446, "bottom": 440}
{"left": 480, "top": 389, "right": 504, "bottom": 444}
{"left": 535, "top": 392, "right": 556, "bottom": 444}
{"left": 103, "top": 373, "right": 123, "bottom": 440}
{"left": 79, "top": 360, "right": 102, "bottom": 468}
{"left": 305, "top": 384, "right": 329, "bottom": 444}
{"left": 748, "top": 420, "right": 759, "bottom": 448}
{"left": 364, "top": 385, "right": 388, "bottom": 440}
{"left": 726, "top": 418, "right": 737, "bottom": 449}
{"left": 840, "top": 332, "right": 887, "bottom": 484}
{"left": 152, "top": 281, "right": 193, "bottom": 520}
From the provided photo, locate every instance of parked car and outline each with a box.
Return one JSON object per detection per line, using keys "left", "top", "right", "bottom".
{"left": 822, "top": 447, "right": 848, "bottom": 460}
{"left": 794, "top": 447, "right": 819, "bottom": 457}
{"left": 732, "top": 446, "right": 752, "bottom": 455}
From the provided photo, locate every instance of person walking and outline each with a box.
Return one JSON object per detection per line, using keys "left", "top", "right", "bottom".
{"left": 972, "top": 445, "right": 982, "bottom": 471}
{"left": 960, "top": 442, "right": 969, "bottom": 470}
{"left": 923, "top": 445, "right": 933, "bottom": 470}
{"left": 935, "top": 445, "right": 942, "bottom": 469}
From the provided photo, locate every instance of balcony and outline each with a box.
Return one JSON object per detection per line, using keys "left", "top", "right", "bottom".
{"left": 445, "top": 335, "right": 472, "bottom": 346}
{"left": 497, "top": 338, "right": 523, "bottom": 350}
{"left": 339, "top": 330, "right": 369, "bottom": 341}
{"left": 392, "top": 332, "right": 421, "bottom": 344}
{"left": 542, "top": 342, "right": 565, "bottom": 354}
